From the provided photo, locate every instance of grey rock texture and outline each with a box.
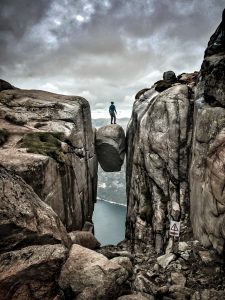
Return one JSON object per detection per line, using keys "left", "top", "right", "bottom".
{"left": 117, "top": 294, "right": 151, "bottom": 300}
{"left": 101, "top": 241, "right": 225, "bottom": 300}
{"left": 0, "top": 166, "right": 71, "bottom": 253}
{"left": 0, "top": 85, "right": 98, "bottom": 231}
{"left": 59, "top": 244, "right": 131, "bottom": 300}
{"left": 0, "top": 244, "right": 67, "bottom": 300}
{"left": 0, "top": 166, "right": 69, "bottom": 299}
{"left": 96, "top": 124, "right": 125, "bottom": 172}
{"left": 126, "top": 84, "right": 193, "bottom": 253}
{"left": 190, "top": 9, "right": 225, "bottom": 254}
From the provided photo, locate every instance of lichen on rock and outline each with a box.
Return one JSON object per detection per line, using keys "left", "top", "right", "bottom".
{"left": 21, "top": 132, "right": 65, "bottom": 163}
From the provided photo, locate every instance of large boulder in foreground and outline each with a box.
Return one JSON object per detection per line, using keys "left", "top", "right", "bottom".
{"left": 0, "top": 166, "right": 71, "bottom": 253}
{"left": 0, "top": 166, "right": 70, "bottom": 299}
{"left": 0, "top": 244, "right": 67, "bottom": 300}
{"left": 0, "top": 84, "right": 98, "bottom": 231}
{"left": 95, "top": 124, "right": 125, "bottom": 172}
{"left": 59, "top": 244, "right": 131, "bottom": 300}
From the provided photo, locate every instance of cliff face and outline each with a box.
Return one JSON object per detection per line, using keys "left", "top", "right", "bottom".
{"left": 126, "top": 10, "right": 225, "bottom": 255}
{"left": 190, "top": 10, "right": 225, "bottom": 254}
{"left": 0, "top": 87, "right": 97, "bottom": 231}
{"left": 126, "top": 84, "right": 194, "bottom": 253}
{"left": 0, "top": 166, "right": 70, "bottom": 299}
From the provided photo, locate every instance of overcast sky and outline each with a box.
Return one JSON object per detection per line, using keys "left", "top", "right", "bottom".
{"left": 0, "top": 0, "right": 224, "bottom": 118}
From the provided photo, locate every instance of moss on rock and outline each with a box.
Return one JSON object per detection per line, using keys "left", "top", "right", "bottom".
{"left": 21, "top": 132, "right": 64, "bottom": 163}
{"left": 0, "top": 93, "right": 13, "bottom": 105}
{"left": 0, "top": 128, "right": 9, "bottom": 145}
{"left": 155, "top": 80, "right": 172, "bottom": 92}
{"left": 5, "top": 114, "right": 27, "bottom": 125}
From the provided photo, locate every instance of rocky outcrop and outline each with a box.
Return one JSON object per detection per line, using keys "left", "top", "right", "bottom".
{"left": 126, "top": 9, "right": 225, "bottom": 257}
{"left": 126, "top": 84, "right": 193, "bottom": 253}
{"left": 0, "top": 79, "right": 14, "bottom": 92}
{"left": 59, "top": 244, "right": 132, "bottom": 299}
{"left": 163, "top": 71, "right": 177, "bottom": 84}
{"left": 190, "top": 8, "right": 225, "bottom": 254}
{"left": 124, "top": 9, "right": 225, "bottom": 299}
{"left": 0, "top": 166, "right": 70, "bottom": 299}
{"left": 0, "top": 85, "right": 97, "bottom": 231}
{"left": 0, "top": 166, "right": 71, "bottom": 253}
{"left": 99, "top": 240, "right": 225, "bottom": 300}
{"left": 96, "top": 124, "right": 125, "bottom": 172}
{"left": 0, "top": 245, "right": 67, "bottom": 300}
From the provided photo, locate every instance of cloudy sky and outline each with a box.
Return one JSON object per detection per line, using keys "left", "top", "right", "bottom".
{"left": 0, "top": 0, "right": 224, "bottom": 118}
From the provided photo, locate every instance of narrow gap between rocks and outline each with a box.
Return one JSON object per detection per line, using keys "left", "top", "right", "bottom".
{"left": 93, "top": 164, "right": 127, "bottom": 246}
{"left": 92, "top": 118, "right": 128, "bottom": 246}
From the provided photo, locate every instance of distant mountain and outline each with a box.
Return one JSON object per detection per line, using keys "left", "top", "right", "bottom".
{"left": 92, "top": 118, "right": 129, "bottom": 205}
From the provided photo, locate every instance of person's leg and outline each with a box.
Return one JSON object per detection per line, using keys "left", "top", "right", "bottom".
{"left": 114, "top": 113, "right": 116, "bottom": 124}
{"left": 110, "top": 113, "right": 113, "bottom": 124}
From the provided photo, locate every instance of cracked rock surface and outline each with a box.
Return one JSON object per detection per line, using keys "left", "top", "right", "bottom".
{"left": 0, "top": 86, "right": 98, "bottom": 231}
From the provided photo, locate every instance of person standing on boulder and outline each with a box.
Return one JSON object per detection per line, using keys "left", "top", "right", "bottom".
{"left": 109, "top": 101, "right": 117, "bottom": 124}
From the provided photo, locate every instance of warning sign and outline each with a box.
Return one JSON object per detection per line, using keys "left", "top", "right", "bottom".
{"left": 169, "top": 220, "right": 180, "bottom": 237}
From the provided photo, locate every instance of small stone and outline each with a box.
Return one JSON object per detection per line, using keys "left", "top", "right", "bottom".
{"left": 178, "top": 242, "right": 188, "bottom": 252}
{"left": 180, "top": 251, "right": 190, "bottom": 261}
{"left": 157, "top": 253, "right": 176, "bottom": 268}
{"left": 198, "top": 251, "right": 213, "bottom": 263}
{"left": 171, "top": 272, "right": 186, "bottom": 287}
{"left": 166, "top": 238, "right": 173, "bottom": 253}
{"left": 153, "top": 263, "right": 159, "bottom": 271}
{"left": 158, "top": 285, "right": 169, "bottom": 294}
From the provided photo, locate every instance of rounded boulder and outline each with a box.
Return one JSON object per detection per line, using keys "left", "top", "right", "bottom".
{"left": 95, "top": 124, "right": 126, "bottom": 172}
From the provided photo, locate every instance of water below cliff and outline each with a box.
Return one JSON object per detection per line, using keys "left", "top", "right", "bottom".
{"left": 93, "top": 199, "right": 126, "bottom": 246}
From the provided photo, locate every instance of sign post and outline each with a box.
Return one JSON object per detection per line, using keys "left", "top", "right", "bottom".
{"left": 169, "top": 220, "right": 181, "bottom": 253}
{"left": 169, "top": 220, "right": 180, "bottom": 237}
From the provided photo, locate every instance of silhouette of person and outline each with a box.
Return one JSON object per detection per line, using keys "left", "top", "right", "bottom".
{"left": 109, "top": 101, "right": 117, "bottom": 124}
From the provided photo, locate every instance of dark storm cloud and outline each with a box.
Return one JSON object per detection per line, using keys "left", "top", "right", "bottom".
{"left": 0, "top": 0, "right": 224, "bottom": 117}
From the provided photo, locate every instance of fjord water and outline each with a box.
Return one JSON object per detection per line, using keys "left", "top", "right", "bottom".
{"left": 93, "top": 199, "right": 127, "bottom": 246}
{"left": 93, "top": 165, "right": 127, "bottom": 246}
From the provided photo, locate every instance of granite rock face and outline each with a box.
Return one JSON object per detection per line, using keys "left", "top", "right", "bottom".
{"left": 190, "top": 9, "right": 225, "bottom": 254}
{"left": 59, "top": 244, "right": 131, "bottom": 299}
{"left": 96, "top": 124, "right": 125, "bottom": 172}
{"left": 0, "top": 166, "right": 69, "bottom": 299}
{"left": 0, "top": 86, "right": 98, "bottom": 231}
{"left": 0, "top": 245, "right": 67, "bottom": 300}
{"left": 0, "top": 166, "right": 71, "bottom": 253}
{"left": 126, "top": 85, "right": 193, "bottom": 253}
{"left": 126, "top": 9, "right": 225, "bottom": 256}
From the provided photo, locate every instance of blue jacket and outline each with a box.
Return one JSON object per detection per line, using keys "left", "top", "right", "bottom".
{"left": 109, "top": 104, "right": 116, "bottom": 113}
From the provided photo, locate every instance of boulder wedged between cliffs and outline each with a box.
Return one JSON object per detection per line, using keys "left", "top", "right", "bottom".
{"left": 95, "top": 124, "right": 126, "bottom": 172}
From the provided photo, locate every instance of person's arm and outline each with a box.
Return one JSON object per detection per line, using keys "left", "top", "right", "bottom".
{"left": 115, "top": 107, "right": 117, "bottom": 114}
